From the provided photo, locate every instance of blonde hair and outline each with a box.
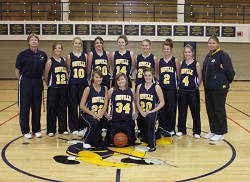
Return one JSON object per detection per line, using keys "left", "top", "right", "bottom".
{"left": 27, "top": 33, "right": 39, "bottom": 42}
{"left": 184, "top": 44, "right": 195, "bottom": 59}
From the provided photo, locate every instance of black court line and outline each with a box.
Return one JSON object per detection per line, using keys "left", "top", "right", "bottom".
{"left": 1, "top": 134, "right": 236, "bottom": 182}
{"left": 226, "top": 103, "right": 250, "bottom": 118}
{"left": 176, "top": 139, "right": 236, "bottom": 182}
{"left": 116, "top": 169, "right": 121, "bottom": 182}
{"left": 1, "top": 136, "right": 62, "bottom": 182}
{"left": 0, "top": 102, "right": 18, "bottom": 112}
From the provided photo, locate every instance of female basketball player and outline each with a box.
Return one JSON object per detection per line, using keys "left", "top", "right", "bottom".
{"left": 157, "top": 39, "right": 180, "bottom": 137}
{"left": 111, "top": 35, "right": 135, "bottom": 88}
{"left": 136, "top": 68, "right": 165, "bottom": 152}
{"left": 105, "top": 73, "right": 137, "bottom": 146}
{"left": 87, "top": 36, "right": 111, "bottom": 89}
{"left": 66, "top": 37, "right": 88, "bottom": 136}
{"left": 202, "top": 36, "right": 235, "bottom": 141}
{"left": 87, "top": 36, "right": 111, "bottom": 132}
{"left": 176, "top": 45, "right": 202, "bottom": 139}
{"left": 135, "top": 39, "right": 157, "bottom": 139}
{"left": 80, "top": 69, "right": 108, "bottom": 148}
{"left": 44, "top": 43, "right": 68, "bottom": 137}
{"left": 135, "top": 39, "right": 157, "bottom": 89}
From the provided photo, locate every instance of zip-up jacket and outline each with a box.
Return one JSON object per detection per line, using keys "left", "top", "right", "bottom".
{"left": 202, "top": 49, "right": 235, "bottom": 89}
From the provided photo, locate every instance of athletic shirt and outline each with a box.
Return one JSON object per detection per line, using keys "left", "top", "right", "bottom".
{"left": 179, "top": 60, "right": 199, "bottom": 90}
{"left": 85, "top": 85, "right": 106, "bottom": 115}
{"left": 48, "top": 57, "right": 68, "bottom": 88}
{"left": 68, "top": 52, "right": 88, "bottom": 85}
{"left": 15, "top": 48, "right": 47, "bottom": 79}
{"left": 113, "top": 50, "right": 132, "bottom": 80}
{"left": 110, "top": 89, "right": 133, "bottom": 122}
{"left": 91, "top": 50, "right": 110, "bottom": 82}
{"left": 158, "top": 56, "right": 178, "bottom": 89}
{"left": 135, "top": 53, "right": 155, "bottom": 85}
{"left": 139, "top": 83, "right": 158, "bottom": 112}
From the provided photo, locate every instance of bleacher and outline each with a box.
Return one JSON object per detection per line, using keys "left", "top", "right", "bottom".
{"left": 0, "top": 0, "right": 250, "bottom": 23}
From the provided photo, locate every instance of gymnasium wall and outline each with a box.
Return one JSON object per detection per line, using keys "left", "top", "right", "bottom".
{"left": 0, "top": 21, "right": 249, "bottom": 80}
{"left": 0, "top": 40, "right": 248, "bottom": 80}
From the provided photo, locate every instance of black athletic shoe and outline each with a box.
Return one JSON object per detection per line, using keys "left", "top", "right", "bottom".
{"left": 158, "top": 127, "right": 171, "bottom": 137}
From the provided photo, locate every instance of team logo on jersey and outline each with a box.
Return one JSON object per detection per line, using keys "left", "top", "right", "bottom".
{"left": 53, "top": 138, "right": 174, "bottom": 167}
{"left": 40, "top": 56, "right": 44, "bottom": 61}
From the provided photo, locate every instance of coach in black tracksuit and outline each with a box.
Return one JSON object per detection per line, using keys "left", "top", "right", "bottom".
{"left": 15, "top": 33, "right": 47, "bottom": 138}
{"left": 202, "top": 36, "right": 235, "bottom": 141}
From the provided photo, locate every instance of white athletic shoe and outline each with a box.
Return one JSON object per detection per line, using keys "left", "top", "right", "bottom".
{"left": 35, "top": 132, "right": 42, "bottom": 138}
{"left": 204, "top": 133, "right": 215, "bottom": 139}
{"left": 63, "top": 131, "right": 69, "bottom": 135}
{"left": 24, "top": 133, "right": 32, "bottom": 139}
{"left": 83, "top": 142, "right": 91, "bottom": 149}
{"left": 176, "top": 132, "right": 183, "bottom": 137}
{"left": 47, "top": 133, "right": 54, "bottom": 137}
{"left": 210, "top": 134, "right": 224, "bottom": 141}
{"left": 194, "top": 134, "right": 201, "bottom": 139}
{"left": 72, "top": 131, "right": 79, "bottom": 135}
{"left": 77, "top": 128, "right": 87, "bottom": 137}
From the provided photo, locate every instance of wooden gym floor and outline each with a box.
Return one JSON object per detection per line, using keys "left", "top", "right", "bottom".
{"left": 0, "top": 80, "right": 249, "bottom": 182}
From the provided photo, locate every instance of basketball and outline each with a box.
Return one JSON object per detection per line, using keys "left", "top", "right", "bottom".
{"left": 113, "top": 132, "right": 128, "bottom": 147}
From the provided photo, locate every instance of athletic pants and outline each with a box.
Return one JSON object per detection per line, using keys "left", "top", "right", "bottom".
{"left": 158, "top": 88, "right": 178, "bottom": 132}
{"left": 46, "top": 86, "right": 68, "bottom": 134}
{"left": 68, "top": 84, "right": 88, "bottom": 132}
{"left": 106, "top": 120, "right": 135, "bottom": 146}
{"left": 138, "top": 112, "right": 157, "bottom": 148}
{"left": 80, "top": 113, "right": 102, "bottom": 146}
{"left": 204, "top": 88, "right": 228, "bottom": 135}
{"left": 18, "top": 76, "right": 43, "bottom": 134}
{"left": 177, "top": 89, "right": 201, "bottom": 135}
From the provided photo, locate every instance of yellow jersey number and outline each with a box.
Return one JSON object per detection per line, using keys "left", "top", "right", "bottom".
{"left": 140, "top": 101, "right": 153, "bottom": 112}
{"left": 182, "top": 76, "right": 189, "bottom": 86}
{"left": 163, "top": 74, "right": 170, "bottom": 84}
{"left": 56, "top": 74, "right": 66, "bottom": 85}
{"left": 137, "top": 68, "right": 143, "bottom": 78}
{"left": 95, "top": 66, "right": 108, "bottom": 76}
{"left": 116, "top": 65, "right": 127, "bottom": 75}
{"left": 73, "top": 68, "right": 85, "bottom": 79}
{"left": 91, "top": 105, "right": 104, "bottom": 115}
{"left": 115, "top": 102, "right": 130, "bottom": 114}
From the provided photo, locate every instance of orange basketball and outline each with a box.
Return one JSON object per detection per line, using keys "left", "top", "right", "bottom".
{"left": 113, "top": 132, "right": 128, "bottom": 147}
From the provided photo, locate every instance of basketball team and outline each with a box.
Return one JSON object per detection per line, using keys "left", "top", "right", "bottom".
{"left": 15, "top": 33, "right": 235, "bottom": 152}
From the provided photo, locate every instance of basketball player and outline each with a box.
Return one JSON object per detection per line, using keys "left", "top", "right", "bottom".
{"left": 135, "top": 39, "right": 157, "bottom": 89}
{"left": 105, "top": 73, "right": 137, "bottom": 146}
{"left": 15, "top": 33, "right": 47, "bottom": 139}
{"left": 135, "top": 39, "right": 157, "bottom": 138}
{"left": 111, "top": 35, "right": 135, "bottom": 88}
{"left": 87, "top": 36, "right": 111, "bottom": 89}
{"left": 66, "top": 37, "right": 88, "bottom": 136}
{"left": 87, "top": 36, "right": 111, "bottom": 132}
{"left": 80, "top": 69, "right": 108, "bottom": 148}
{"left": 176, "top": 45, "right": 202, "bottom": 139}
{"left": 44, "top": 43, "right": 68, "bottom": 137}
{"left": 136, "top": 68, "right": 165, "bottom": 152}
{"left": 157, "top": 39, "right": 180, "bottom": 137}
